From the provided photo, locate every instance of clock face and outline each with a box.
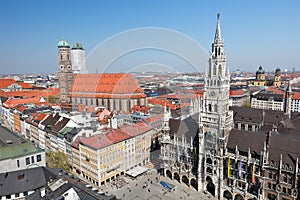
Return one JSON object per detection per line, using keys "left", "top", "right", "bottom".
{"left": 210, "top": 91, "right": 215, "bottom": 97}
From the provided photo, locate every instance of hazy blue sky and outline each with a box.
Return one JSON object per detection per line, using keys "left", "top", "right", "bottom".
{"left": 0, "top": 0, "right": 299, "bottom": 74}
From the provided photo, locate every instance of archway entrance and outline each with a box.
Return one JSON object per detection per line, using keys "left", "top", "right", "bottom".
{"left": 182, "top": 175, "right": 189, "bottom": 186}
{"left": 166, "top": 170, "right": 172, "bottom": 179}
{"left": 223, "top": 190, "right": 233, "bottom": 200}
{"left": 234, "top": 194, "right": 244, "bottom": 200}
{"left": 206, "top": 176, "right": 215, "bottom": 197}
{"left": 191, "top": 178, "right": 197, "bottom": 190}
{"left": 174, "top": 172, "right": 180, "bottom": 183}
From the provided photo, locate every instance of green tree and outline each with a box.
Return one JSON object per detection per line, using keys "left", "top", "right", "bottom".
{"left": 47, "top": 95, "right": 59, "bottom": 103}
{"left": 242, "top": 99, "right": 251, "bottom": 108}
{"left": 46, "top": 150, "right": 71, "bottom": 172}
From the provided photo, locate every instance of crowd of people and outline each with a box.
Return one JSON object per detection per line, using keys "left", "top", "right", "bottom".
{"left": 111, "top": 176, "right": 128, "bottom": 189}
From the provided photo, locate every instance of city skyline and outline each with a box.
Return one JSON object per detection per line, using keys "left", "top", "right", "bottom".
{"left": 0, "top": 0, "right": 299, "bottom": 74}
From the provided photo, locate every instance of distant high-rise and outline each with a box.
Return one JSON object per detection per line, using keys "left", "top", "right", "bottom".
{"left": 57, "top": 39, "right": 74, "bottom": 103}
{"left": 71, "top": 42, "right": 87, "bottom": 74}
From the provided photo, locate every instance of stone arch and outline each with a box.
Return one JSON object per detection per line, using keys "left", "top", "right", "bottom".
{"left": 206, "top": 176, "right": 215, "bottom": 197}
{"left": 223, "top": 190, "right": 233, "bottom": 200}
{"left": 234, "top": 194, "right": 244, "bottom": 200}
{"left": 206, "top": 157, "right": 212, "bottom": 165}
{"left": 182, "top": 175, "right": 189, "bottom": 186}
{"left": 206, "top": 167, "right": 213, "bottom": 174}
{"left": 191, "top": 178, "right": 197, "bottom": 190}
{"left": 174, "top": 172, "right": 180, "bottom": 183}
{"left": 166, "top": 170, "right": 172, "bottom": 179}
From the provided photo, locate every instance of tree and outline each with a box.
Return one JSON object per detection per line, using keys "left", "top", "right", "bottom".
{"left": 47, "top": 95, "right": 59, "bottom": 103}
{"left": 242, "top": 99, "right": 251, "bottom": 108}
{"left": 46, "top": 150, "right": 71, "bottom": 172}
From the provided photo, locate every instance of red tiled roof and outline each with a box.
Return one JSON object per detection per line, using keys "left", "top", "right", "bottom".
{"left": 16, "top": 105, "right": 26, "bottom": 112}
{"left": 3, "top": 97, "right": 44, "bottom": 108}
{"left": 0, "top": 88, "right": 58, "bottom": 98}
{"left": 0, "top": 79, "right": 34, "bottom": 90}
{"left": 292, "top": 92, "right": 300, "bottom": 100}
{"left": 229, "top": 89, "right": 247, "bottom": 97}
{"left": 79, "top": 134, "right": 113, "bottom": 149}
{"left": 70, "top": 73, "right": 146, "bottom": 98}
{"left": 144, "top": 114, "right": 164, "bottom": 123}
{"left": 72, "top": 137, "right": 81, "bottom": 149}
{"left": 17, "top": 82, "right": 33, "bottom": 89}
{"left": 78, "top": 122, "right": 152, "bottom": 149}
{"left": 0, "top": 78, "right": 15, "bottom": 88}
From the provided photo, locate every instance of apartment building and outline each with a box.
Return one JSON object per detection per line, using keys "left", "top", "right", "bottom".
{"left": 71, "top": 122, "right": 153, "bottom": 186}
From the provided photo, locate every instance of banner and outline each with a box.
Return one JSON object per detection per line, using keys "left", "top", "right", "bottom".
{"left": 227, "top": 155, "right": 230, "bottom": 177}
{"left": 251, "top": 163, "right": 255, "bottom": 184}
{"left": 238, "top": 158, "right": 242, "bottom": 178}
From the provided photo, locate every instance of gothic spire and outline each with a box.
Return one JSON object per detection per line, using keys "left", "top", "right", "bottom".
{"left": 214, "top": 13, "right": 223, "bottom": 44}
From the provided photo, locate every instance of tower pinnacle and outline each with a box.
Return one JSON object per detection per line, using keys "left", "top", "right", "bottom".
{"left": 214, "top": 13, "right": 223, "bottom": 44}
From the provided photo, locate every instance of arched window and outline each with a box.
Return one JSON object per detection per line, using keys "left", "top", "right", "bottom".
{"left": 208, "top": 104, "right": 212, "bottom": 112}
{"left": 205, "top": 131, "right": 216, "bottom": 151}
{"left": 219, "top": 65, "right": 223, "bottom": 75}
{"left": 213, "top": 65, "right": 216, "bottom": 76}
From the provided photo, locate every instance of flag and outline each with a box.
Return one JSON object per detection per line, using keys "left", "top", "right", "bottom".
{"left": 251, "top": 163, "right": 255, "bottom": 184}
{"left": 238, "top": 158, "right": 242, "bottom": 178}
{"left": 177, "top": 144, "right": 180, "bottom": 161}
{"left": 227, "top": 155, "right": 230, "bottom": 177}
{"left": 185, "top": 146, "right": 188, "bottom": 161}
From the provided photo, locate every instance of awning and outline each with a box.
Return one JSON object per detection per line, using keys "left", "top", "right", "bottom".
{"left": 125, "top": 166, "right": 148, "bottom": 177}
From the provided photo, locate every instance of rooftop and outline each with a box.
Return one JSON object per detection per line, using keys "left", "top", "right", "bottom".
{"left": 0, "top": 142, "right": 42, "bottom": 161}
{"left": 0, "top": 126, "right": 25, "bottom": 147}
{"left": 70, "top": 73, "right": 146, "bottom": 99}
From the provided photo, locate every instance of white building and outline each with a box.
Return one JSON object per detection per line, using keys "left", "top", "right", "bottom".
{"left": 0, "top": 126, "right": 45, "bottom": 173}
{"left": 71, "top": 42, "right": 87, "bottom": 74}
{"left": 251, "top": 92, "right": 285, "bottom": 111}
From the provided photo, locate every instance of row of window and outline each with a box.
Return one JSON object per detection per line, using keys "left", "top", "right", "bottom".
{"left": 25, "top": 154, "right": 42, "bottom": 166}
{"left": 2, "top": 191, "right": 28, "bottom": 199}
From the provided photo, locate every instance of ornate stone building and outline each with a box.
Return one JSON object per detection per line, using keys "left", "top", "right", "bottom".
{"left": 251, "top": 66, "right": 282, "bottom": 87}
{"left": 70, "top": 73, "right": 146, "bottom": 112}
{"left": 160, "top": 14, "right": 300, "bottom": 200}
{"left": 58, "top": 40, "right": 87, "bottom": 103}
{"left": 160, "top": 13, "right": 234, "bottom": 198}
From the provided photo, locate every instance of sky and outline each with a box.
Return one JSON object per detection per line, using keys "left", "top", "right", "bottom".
{"left": 0, "top": 0, "right": 299, "bottom": 74}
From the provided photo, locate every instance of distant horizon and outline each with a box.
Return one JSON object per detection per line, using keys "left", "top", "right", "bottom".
{"left": 0, "top": 0, "right": 299, "bottom": 74}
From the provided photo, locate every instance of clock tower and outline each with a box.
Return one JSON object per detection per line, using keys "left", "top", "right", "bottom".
{"left": 198, "top": 14, "right": 233, "bottom": 199}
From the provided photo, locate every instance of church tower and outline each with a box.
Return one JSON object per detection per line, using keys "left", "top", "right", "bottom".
{"left": 58, "top": 39, "right": 74, "bottom": 103}
{"left": 198, "top": 14, "right": 233, "bottom": 199}
{"left": 273, "top": 68, "right": 281, "bottom": 87}
{"left": 71, "top": 42, "right": 87, "bottom": 74}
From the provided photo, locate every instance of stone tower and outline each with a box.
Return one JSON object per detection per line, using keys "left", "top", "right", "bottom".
{"left": 285, "top": 82, "right": 292, "bottom": 117}
{"left": 198, "top": 14, "right": 233, "bottom": 199}
{"left": 71, "top": 42, "right": 87, "bottom": 74}
{"left": 58, "top": 39, "right": 74, "bottom": 103}
{"left": 273, "top": 68, "right": 281, "bottom": 87}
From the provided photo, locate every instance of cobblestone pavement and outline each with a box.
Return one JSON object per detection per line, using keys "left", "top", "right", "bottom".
{"left": 101, "top": 169, "right": 216, "bottom": 200}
